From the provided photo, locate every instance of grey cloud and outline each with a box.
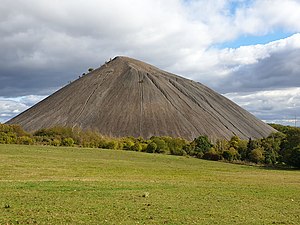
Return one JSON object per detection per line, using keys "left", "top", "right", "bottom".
{"left": 212, "top": 47, "right": 300, "bottom": 93}
{"left": 0, "top": 66, "right": 81, "bottom": 97}
{"left": 224, "top": 88, "right": 300, "bottom": 126}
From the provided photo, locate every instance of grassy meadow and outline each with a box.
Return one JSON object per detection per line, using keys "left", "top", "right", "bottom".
{"left": 0, "top": 144, "right": 299, "bottom": 224}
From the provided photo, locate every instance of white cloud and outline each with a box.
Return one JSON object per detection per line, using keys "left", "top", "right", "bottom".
{"left": 234, "top": 0, "right": 300, "bottom": 35}
{"left": 222, "top": 32, "right": 300, "bottom": 68}
{"left": 0, "top": 95, "right": 46, "bottom": 122}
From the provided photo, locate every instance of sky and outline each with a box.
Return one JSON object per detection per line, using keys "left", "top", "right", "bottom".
{"left": 0, "top": 0, "right": 300, "bottom": 126}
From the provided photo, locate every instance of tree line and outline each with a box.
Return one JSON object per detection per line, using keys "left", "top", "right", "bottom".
{"left": 0, "top": 123, "right": 299, "bottom": 168}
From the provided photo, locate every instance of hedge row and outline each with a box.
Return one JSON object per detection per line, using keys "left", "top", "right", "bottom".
{"left": 0, "top": 124, "right": 299, "bottom": 168}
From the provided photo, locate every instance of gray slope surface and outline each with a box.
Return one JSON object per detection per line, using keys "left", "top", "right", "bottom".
{"left": 7, "top": 56, "right": 276, "bottom": 140}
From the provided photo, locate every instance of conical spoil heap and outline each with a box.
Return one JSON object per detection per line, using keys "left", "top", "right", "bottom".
{"left": 7, "top": 56, "right": 276, "bottom": 140}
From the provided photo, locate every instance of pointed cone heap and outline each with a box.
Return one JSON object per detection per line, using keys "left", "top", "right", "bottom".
{"left": 7, "top": 56, "right": 276, "bottom": 140}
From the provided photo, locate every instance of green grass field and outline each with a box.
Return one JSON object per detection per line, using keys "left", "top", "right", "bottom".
{"left": 0, "top": 144, "right": 299, "bottom": 224}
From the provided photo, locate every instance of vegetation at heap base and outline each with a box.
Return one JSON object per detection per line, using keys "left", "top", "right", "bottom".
{"left": 0, "top": 123, "right": 299, "bottom": 168}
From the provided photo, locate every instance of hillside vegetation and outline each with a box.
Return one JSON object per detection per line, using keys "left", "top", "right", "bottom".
{"left": 0, "top": 123, "right": 300, "bottom": 167}
{"left": 0, "top": 144, "right": 299, "bottom": 224}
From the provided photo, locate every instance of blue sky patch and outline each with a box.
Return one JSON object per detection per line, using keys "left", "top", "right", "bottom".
{"left": 217, "top": 31, "right": 295, "bottom": 49}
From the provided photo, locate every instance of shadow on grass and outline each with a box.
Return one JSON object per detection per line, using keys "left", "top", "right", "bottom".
{"left": 220, "top": 159, "right": 299, "bottom": 171}
{"left": 259, "top": 165, "right": 299, "bottom": 171}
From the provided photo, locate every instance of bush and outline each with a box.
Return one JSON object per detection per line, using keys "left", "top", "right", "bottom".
{"left": 285, "top": 128, "right": 300, "bottom": 149}
{"left": 17, "top": 136, "right": 34, "bottom": 145}
{"left": 61, "top": 137, "right": 75, "bottom": 147}
{"left": 286, "top": 146, "right": 300, "bottom": 168}
{"left": 192, "top": 136, "right": 212, "bottom": 158}
{"left": 170, "top": 147, "right": 186, "bottom": 156}
{"left": 203, "top": 151, "right": 221, "bottom": 161}
{"left": 51, "top": 139, "right": 61, "bottom": 146}
{"left": 146, "top": 142, "right": 157, "bottom": 153}
{"left": 183, "top": 143, "right": 194, "bottom": 155}
{"left": 215, "top": 139, "right": 229, "bottom": 153}
{"left": 0, "top": 124, "right": 30, "bottom": 144}
{"left": 34, "top": 136, "right": 52, "bottom": 145}
{"left": 122, "top": 138, "right": 135, "bottom": 150}
{"left": 0, "top": 124, "right": 29, "bottom": 137}
{"left": 229, "top": 136, "right": 240, "bottom": 149}
{"left": 131, "top": 142, "right": 142, "bottom": 151}
{"left": 163, "top": 137, "right": 188, "bottom": 156}
{"left": 79, "top": 130, "right": 103, "bottom": 148}
{"left": 100, "top": 140, "right": 118, "bottom": 149}
{"left": 249, "top": 147, "right": 265, "bottom": 163}
{"left": 222, "top": 147, "right": 239, "bottom": 161}
{"left": 34, "top": 126, "right": 79, "bottom": 144}
{"left": 140, "top": 143, "right": 148, "bottom": 152}
{"left": 236, "top": 140, "right": 248, "bottom": 160}
{"left": 0, "top": 132, "right": 17, "bottom": 144}
{"left": 150, "top": 137, "right": 168, "bottom": 153}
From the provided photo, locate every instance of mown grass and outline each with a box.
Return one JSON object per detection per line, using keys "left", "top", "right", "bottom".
{"left": 0, "top": 144, "right": 299, "bottom": 225}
